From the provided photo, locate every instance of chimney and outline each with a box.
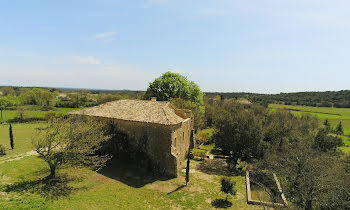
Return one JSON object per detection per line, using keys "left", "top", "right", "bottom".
{"left": 151, "top": 97, "right": 157, "bottom": 102}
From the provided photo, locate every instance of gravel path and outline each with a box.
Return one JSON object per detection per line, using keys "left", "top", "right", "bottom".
{"left": 0, "top": 150, "right": 37, "bottom": 164}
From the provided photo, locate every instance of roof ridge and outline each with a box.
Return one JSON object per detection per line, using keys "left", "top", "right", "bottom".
{"left": 69, "top": 99, "right": 184, "bottom": 125}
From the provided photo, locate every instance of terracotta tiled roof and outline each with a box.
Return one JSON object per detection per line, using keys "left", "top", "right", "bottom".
{"left": 69, "top": 99, "right": 185, "bottom": 125}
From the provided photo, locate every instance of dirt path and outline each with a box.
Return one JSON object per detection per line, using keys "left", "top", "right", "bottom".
{"left": 0, "top": 150, "right": 37, "bottom": 164}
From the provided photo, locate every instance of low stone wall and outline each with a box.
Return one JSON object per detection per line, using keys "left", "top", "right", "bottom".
{"left": 245, "top": 170, "right": 288, "bottom": 208}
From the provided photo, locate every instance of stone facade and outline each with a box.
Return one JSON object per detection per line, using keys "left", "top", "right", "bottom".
{"left": 70, "top": 99, "right": 194, "bottom": 177}
{"left": 105, "top": 114, "right": 193, "bottom": 177}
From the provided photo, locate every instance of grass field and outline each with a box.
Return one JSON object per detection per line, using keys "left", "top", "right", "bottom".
{"left": 0, "top": 123, "right": 45, "bottom": 159}
{"left": 0, "top": 120, "right": 260, "bottom": 209}
{"left": 269, "top": 104, "right": 350, "bottom": 154}
{"left": 0, "top": 107, "right": 78, "bottom": 122}
{"left": 0, "top": 156, "right": 261, "bottom": 210}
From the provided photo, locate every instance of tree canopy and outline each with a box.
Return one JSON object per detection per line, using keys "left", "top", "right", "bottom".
{"left": 213, "top": 102, "right": 263, "bottom": 169}
{"left": 145, "top": 71, "right": 204, "bottom": 105}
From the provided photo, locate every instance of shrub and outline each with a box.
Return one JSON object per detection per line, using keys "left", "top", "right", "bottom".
{"left": 0, "top": 144, "right": 6, "bottom": 155}
{"left": 192, "top": 148, "right": 207, "bottom": 160}
{"left": 195, "top": 128, "right": 214, "bottom": 145}
{"left": 221, "top": 177, "right": 236, "bottom": 201}
{"left": 7, "top": 117, "right": 45, "bottom": 123}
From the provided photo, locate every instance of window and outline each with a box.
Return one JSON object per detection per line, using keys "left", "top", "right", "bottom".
{"left": 174, "top": 138, "right": 177, "bottom": 147}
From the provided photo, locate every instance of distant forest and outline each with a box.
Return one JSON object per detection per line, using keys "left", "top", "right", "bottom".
{"left": 205, "top": 90, "right": 350, "bottom": 108}
{"left": 2, "top": 86, "right": 350, "bottom": 108}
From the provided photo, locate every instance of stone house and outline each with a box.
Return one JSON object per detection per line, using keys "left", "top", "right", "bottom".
{"left": 70, "top": 98, "right": 194, "bottom": 177}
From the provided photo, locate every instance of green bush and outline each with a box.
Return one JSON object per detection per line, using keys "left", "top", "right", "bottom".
{"left": 7, "top": 117, "right": 45, "bottom": 123}
{"left": 195, "top": 128, "right": 215, "bottom": 145}
{"left": 0, "top": 144, "right": 6, "bottom": 155}
{"left": 192, "top": 148, "right": 207, "bottom": 160}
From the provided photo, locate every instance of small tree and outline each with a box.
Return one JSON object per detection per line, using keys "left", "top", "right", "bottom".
{"left": 335, "top": 122, "right": 344, "bottom": 136}
{"left": 9, "top": 124, "right": 14, "bottom": 150}
{"left": 17, "top": 106, "right": 27, "bottom": 120}
{"left": 185, "top": 144, "right": 191, "bottom": 186}
{"left": 323, "top": 119, "right": 331, "bottom": 132}
{"left": 314, "top": 128, "right": 343, "bottom": 152}
{"left": 0, "top": 97, "right": 8, "bottom": 121}
{"left": 221, "top": 177, "right": 236, "bottom": 201}
{"left": 32, "top": 116, "right": 110, "bottom": 179}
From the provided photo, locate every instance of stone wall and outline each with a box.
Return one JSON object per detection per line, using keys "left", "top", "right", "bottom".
{"left": 171, "top": 118, "right": 193, "bottom": 176}
{"left": 80, "top": 115, "right": 193, "bottom": 177}
{"left": 111, "top": 119, "right": 178, "bottom": 176}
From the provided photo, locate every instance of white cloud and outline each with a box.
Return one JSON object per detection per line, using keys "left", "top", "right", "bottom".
{"left": 72, "top": 56, "right": 101, "bottom": 65}
{"left": 91, "top": 32, "right": 117, "bottom": 42}
{"left": 92, "top": 32, "right": 117, "bottom": 39}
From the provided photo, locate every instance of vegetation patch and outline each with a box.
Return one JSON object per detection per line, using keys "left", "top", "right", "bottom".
{"left": 246, "top": 171, "right": 287, "bottom": 208}
{"left": 192, "top": 148, "right": 207, "bottom": 160}
{"left": 0, "top": 144, "right": 6, "bottom": 156}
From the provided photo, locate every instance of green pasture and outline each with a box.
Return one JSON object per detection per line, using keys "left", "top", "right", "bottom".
{"left": 0, "top": 156, "right": 259, "bottom": 209}
{"left": 339, "top": 146, "right": 350, "bottom": 155}
{"left": 269, "top": 104, "right": 350, "bottom": 147}
{"left": 0, "top": 123, "right": 45, "bottom": 159}
{"left": 0, "top": 107, "right": 78, "bottom": 122}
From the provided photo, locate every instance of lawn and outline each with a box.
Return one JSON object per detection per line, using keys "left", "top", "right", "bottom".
{"left": 0, "top": 123, "right": 45, "bottom": 160}
{"left": 339, "top": 146, "right": 350, "bottom": 155}
{"left": 0, "top": 107, "right": 78, "bottom": 122}
{"left": 0, "top": 156, "right": 261, "bottom": 209}
{"left": 269, "top": 104, "right": 350, "bottom": 145}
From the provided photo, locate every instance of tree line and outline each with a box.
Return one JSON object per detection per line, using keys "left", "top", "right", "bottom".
{"left": 0, "top": 86, "right": 142, "bottom": 111}
{"left": 206, "top": 90, "right": 350, "bottom": 108}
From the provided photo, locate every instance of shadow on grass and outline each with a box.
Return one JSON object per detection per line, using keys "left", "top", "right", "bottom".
{"left": 4, "top": 173, "right": 85, "bottom": 200}
{"left": 197, "top": 159, "right": 235, "bottom": 176}
{"left": 98, "top": 158, "right": 172, "bottom": 188}
{"left": 167, "top": 185, "right": 185, "bottom": 195}
{"left": 211, "top": 199, "right": 232, "bottom": 208}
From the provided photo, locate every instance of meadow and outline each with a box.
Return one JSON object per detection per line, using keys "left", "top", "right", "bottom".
{"left": 0, "top": 107, "right": 78, "bottom": 122}
{"left": 269, "top": 104, "right": 350, "bottom": 154}
{"left": 0, "top": 107, "right": 78, "bottom": 160}
{"left": 0, "top": 111, "right": 260, "bottom": 209}
{"left": 0, "top": 156, "right": 260, "bottom": 209}
{"left": 0, "top": 123, "right": 44, "bottom": 159}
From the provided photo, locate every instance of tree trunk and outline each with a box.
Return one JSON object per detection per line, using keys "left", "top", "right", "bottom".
{"left": 305, "top": 199, "right": 312, "bottom": 210}
{"left": 1, "top": 108, "right": 2, "bottom": 121}
{"left": 227, "top": 156, "right": 238, "bottom": 170}
{"left": 225, "top": 194, "right": 228, "bottom": 201}
{"left": 48, "top": 162, "right": 56, "bottom": 179}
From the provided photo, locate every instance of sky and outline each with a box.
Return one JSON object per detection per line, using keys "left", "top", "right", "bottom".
{"left": 1, "top": 0, "right": 350, "bottom": 93}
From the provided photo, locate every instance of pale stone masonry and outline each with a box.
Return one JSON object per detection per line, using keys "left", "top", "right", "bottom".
{"left": 70, "top": 99, "right": 194, "bottom": 177}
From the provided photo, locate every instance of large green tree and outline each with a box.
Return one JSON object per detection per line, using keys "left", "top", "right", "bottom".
{"left": 145, "top": 71, "right": 204, "bottom": 105}
{"left": 213, "top": 103, "right": 263, "bottom": 169}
